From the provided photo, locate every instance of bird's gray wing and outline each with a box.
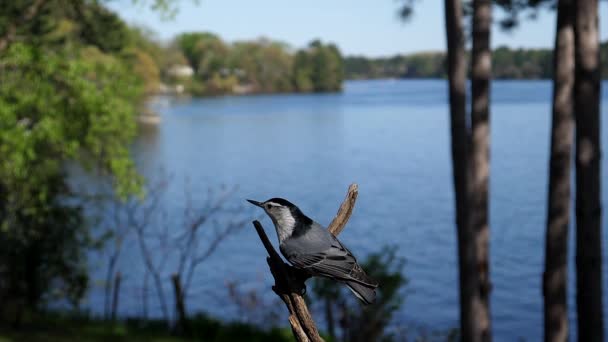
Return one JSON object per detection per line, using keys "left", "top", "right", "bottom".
{"left": 286, "top": 239, "right": 378, "bottom": 288}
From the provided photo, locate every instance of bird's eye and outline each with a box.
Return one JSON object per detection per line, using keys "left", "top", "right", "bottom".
{"left": 265, "top": 204, "right": 271, "bottom": 210}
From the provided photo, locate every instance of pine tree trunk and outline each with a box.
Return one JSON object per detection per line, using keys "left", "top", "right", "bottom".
{"left": 443, "top": 1, "right": 477, "bottom": 341}
{"left": 470, "top": 0, "right": 492, "bottom": 341}
{"left": 543, "top": 1, "right": 575, "bottom": 341}
{"left": 573, "top": 0, "right": 603, "bottom": 341}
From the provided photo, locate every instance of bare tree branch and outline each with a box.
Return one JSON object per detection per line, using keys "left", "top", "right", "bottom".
{"left": 98, "top": 171, "right": 245, "bottom": 326}
{"left": 253, "top": 183, "right": 359, "bottom": 342}
{"left": 129, "top": 178, "right": 171, "bottom": 321}
{"left": 327, "top": 183, "right": 358, "bottom": 236}
{"left": 289, "top": 315, "right": 310, "bottom": 342}
{"left": 253, "top": 221, "right": 321, "bottom": 341}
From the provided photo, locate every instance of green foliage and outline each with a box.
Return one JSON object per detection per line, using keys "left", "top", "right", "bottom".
{"left": 0, "top": 312, "right": 295, "bottom": 342}
{"left": 344, "top": 52, "right": 446, "bottom": 80}
{"left": 344, "top": 42, "right": 608, "bottom": 80}
{"left": 0, "top": 171, "right": 88, "bottom": 313}
{"left": 77, "top": 2, "right": 131, "bottom": 53}
{"left": 0, "top": 43, "right": 143, "bottom": 198}
{"left": 1, "top": 0, "right": 132, "bottom": 53}
{"left": 175, "top": 32, "right": 226, "bottom": 75}
{"left": 187, "top": 313, "right": 295, "bottom": 342}
{"left": 0, "top": 41, "right": 143, "bottom": 317}
{"left": 169, "top": 33, "right": 344, "bottom": 95}
{"left": 0, "top": 0, "right": 146, "bottom": 320}
{"left": 125, "top": 48, "right": 161, "bottom": 94}
{"left": 294, "top": 40, "right": 344, "bottom": 92}
{"left": 229, "top": 39, "right": 295, "bottom": 93}
{"left": 492, "top": 45, "right": 551, "bottom": 79}
{"left": 292, "top": 51, "right": 314, "bottom": 92}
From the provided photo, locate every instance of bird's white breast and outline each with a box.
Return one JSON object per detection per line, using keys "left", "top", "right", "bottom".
{"left": 273, "top": 209, "right": 295, "bottom": 243}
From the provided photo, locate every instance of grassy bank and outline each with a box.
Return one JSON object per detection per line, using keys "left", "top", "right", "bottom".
{"left": 0, "top": 313, "right": 295, "bottom": 342}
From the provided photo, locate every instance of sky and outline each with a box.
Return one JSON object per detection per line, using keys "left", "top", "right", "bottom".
{"left": 108, "top": 0, "right": 608, "bottom": 57}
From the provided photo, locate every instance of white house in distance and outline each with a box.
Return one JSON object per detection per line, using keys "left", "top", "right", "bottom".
{"left": 167, "top": 64, "right": 194, "bottom": 78}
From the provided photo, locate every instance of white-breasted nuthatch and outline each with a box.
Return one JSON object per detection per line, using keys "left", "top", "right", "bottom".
{"left": 248, "top": 197, "right": 378, "bottom": 304}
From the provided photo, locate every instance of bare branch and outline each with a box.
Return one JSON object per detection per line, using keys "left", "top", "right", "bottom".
{"left": 289, "top": 315, "right": 310, "bottom": 342}
{"left": 327, "top": 183, "right": 359, "bottom": 236}
{"left": 253, "top": 220, "right": 322, "bottom": 342}
{"left": 184, "top": 218, "right": 247, "bottom": 293}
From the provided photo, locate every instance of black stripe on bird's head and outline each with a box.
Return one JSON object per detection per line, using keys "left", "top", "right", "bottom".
{"left": 247, "top": 197, "right": 312, "bottom": 229}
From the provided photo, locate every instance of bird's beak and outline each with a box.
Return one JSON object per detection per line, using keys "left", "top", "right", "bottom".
{"left": 247, "top": 199, "right": 263, "bottom": 208}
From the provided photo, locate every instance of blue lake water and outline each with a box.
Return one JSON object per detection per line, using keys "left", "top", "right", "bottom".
{"left": 86, "top": 79, "right": 608, "bottom": 341}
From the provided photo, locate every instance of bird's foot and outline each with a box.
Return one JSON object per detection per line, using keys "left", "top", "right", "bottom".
{"left": 285, "top": 265, "right": 309, "bottom": 295}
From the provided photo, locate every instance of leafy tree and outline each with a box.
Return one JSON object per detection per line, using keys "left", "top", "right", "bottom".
{"left": 293, "top": 50, "right": 314, "bottom": 92}
{"left": 170, "top": 33, "right": 344, "bottom": 95}
{"left": 126, "top": 48, "right": 161, "bottom": 94}
{"left": 175, "top": 32, "right": 226, "bottom": 75}
{"left": 294, "top": 40, "right": 343, "bottom": 92}
{"left": 228, "top": 39, "right": 294, "bottom": 93}
{"left": 255, "top": 40, "right": 294, "bottom": 92}
{"left": 0, "top": 0, "right": 145, "bottom": 322}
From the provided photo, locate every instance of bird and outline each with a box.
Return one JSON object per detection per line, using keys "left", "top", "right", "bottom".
{"left": 247, "top": 197, "right": 378, "bottom": 304}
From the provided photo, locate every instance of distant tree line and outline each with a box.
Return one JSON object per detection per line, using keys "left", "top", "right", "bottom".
{"left": 344, "top": 41, "right": 608, "bottom": 80}
{"left": 171, "top": 33, "right": 344, "bottom": 96}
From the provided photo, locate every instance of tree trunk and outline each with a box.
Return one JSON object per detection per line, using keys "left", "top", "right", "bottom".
{"left": 543, "top": 1, "right": 575, "bottom": 341}
{"left": 573, "top": 1, "right": 603, "bottom": 341}
{"left": 111, "top": 272, "right": 122, "bottom": 321}
{"left": 104, "top": 255, "right": 118, "bottom": 320}
{"left": 172, "top": 274, "right": 189, "bottom": 334}
{"left": 142, "top": 271, "right": 149, "bottom": 319}
{"left": 443, "top": 1, "right": 478, "bottom": 341}
{"left": 470, "top": 0, "right": 492, "bottom": 341}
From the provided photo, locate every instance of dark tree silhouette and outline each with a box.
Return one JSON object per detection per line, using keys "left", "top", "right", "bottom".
{"left": 469, "top": 1, "right": 493, "bottom": 340}
{"left": 573, "top": 0, "right": 603, "bottom": 341}
{"left": 543, "top": 1, "right": 575, "bottom": 341}
{"left": 443, "top": 1, "right": 479, "bottom": 341}
{"left": 442, "top": 0, "right": 493, "bottom": 340}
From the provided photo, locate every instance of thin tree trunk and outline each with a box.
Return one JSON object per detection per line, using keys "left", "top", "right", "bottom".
{"left": 443, "top": 1, "right": 478, "bottom": 341}
{"left": 172, "top": 274, "right": 189, "bottom": 334}
{"left": 573, "top": 1, "right": 603, "bottom": 341}
{"left": 135, "top": 228, "right": 169, "bottom": 321}
{"left": 142, "top": 271, "right": 149, "bottom": 319}
{"left": 104, "top": 254, "right": 118, "bottom": 319}
{"left": 151, "top": 270, "right": 169, "bottom": 322}
{"left": 470, "top": 0, "right": 492, "bottom": 341}
{"left": 111, "top": 272, "right": 122, "bottom": 321}
{"left": 543, "top": 1, "right": 575, "bottom": 341}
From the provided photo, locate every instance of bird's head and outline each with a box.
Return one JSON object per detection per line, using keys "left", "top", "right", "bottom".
{"left": 247, "top": 197, "right": 296, "bottom": 223}
{"left": 247, "top": 197, "right": 311, "bottom": 241}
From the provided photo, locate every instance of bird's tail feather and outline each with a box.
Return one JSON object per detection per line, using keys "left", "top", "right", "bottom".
{"left": 345, "top": 280, "right": 376, "bottom": 305}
